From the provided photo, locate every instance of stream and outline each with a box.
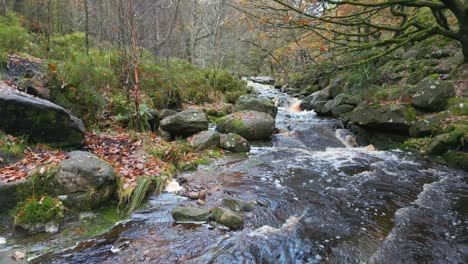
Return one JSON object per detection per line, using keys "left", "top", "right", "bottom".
{"left": 5, "top": 80, "right": 468, "bottom": 263}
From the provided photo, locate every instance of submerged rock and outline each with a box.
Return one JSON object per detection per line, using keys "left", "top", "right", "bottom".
{"left": 412, "top": 79, "right": 455, "bottom": 112}
{"left": 234, "top": 95, "right": 278, "bottom": 118}
{"left": 211, "top": 207, "right": 244, "bottom": 230}
{"left": 0, "top": 81, "right": 85, "bottom": 146}
{"left": 216, "top": 110, "right": 275, "bottom": 140}
{"left": 220, "top": 133, "right": 251, "bottom": 153}
{"left": 189, "top": 130, "right": 220, "bottom": 151}
{"left": 222, "top": 198, "right": 254, "bottom": 212}
{"left": 160, "top": 110, "right": 209, "bottom": 138}
{"left": 171, "top": 207, "right": 210, "bottom": 223}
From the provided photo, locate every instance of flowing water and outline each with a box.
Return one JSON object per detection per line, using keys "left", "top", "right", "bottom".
{"left": 13, "top": 81, "right": 468, "bottom": 263}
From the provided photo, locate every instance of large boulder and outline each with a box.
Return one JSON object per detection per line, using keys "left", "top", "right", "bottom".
{"left": 348, "top": 104, "right": 417, "bottom": 134}
{"left": 160, "top": 110, "right": 209, "bottom": 138}
{"left": 211, "top": 207, "right": 244, "bottom": 230}
{"left": 171, "top": 207, "right": 210, "bottom": 223}
{"left": 54, "top": 151, "right": 116, "bottom": 209}
{"left": 189, "top": 130, "right": 221, "bottom": 151}
{"left": 0, "top": 82, "right": 85, "bottom": 146}
{"left": 234, "top": 95, "right": 278, "bottom": 118}
{"left": 409, "top": 111, "right": 450, "bottom": 137}
{"left": 216, "top": 111, "right": 275, "bottom": 141}
{"left": 412, "top": 79, "right": 455, "bottom": 112}
{"left": 220, "top": 133, "right": 251, "bottom": 153}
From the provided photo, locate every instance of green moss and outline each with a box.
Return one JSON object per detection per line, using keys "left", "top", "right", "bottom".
{"left": 0, "top": 131, "right": 27, "bottom": 157}
{"left": 11, "top": 196, "right": 65, "bottom": 227}
{"left": 400, "top": 137, "right": 432, "bottom": 153}
{"left": 403, "top": 107, "right": 417, "bottom": 121}
{"left": 80, "top": 206, "right": 125, "bottom": 237}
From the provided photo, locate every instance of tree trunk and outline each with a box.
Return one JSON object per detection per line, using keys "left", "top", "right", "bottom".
{"left": 84, "top": 0, "right": 89, "bottom": 55}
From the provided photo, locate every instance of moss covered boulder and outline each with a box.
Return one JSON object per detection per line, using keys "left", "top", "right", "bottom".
{"left": 216, "top": 111, "right": 275, "bottom": 141}
{"left": 211, "top": 207, "right": 244, "bottom": 230}
{"left": 171, "top": 207, "right": 210, "bottom": 223}
{"left": 426, "top": 132, "right": 466, "bottom": 155}
{"left": 348, "top": 104, "right": 417, "bottom": 134}
{"left": 160, "top": 110, "right": 209, "bottom": 138}
{"left": 189, "top": 130, "right": 221, "bottom": 151}
{"left": 316, "top": 94, "right": 359, "bottom": 116}
{"left": 412, "top": 79, "right": 455, "bottom": 112}
{"left": 234, "top": 95, "right": 278, "bottom": 118}
{"left": 219, "top": 133, "right": 251, "bottom": 153}
{"left": 0, "top": 82, "right": 85, "bottom": 146}
{"left": 53, "top": 151, "right": 116, "bottom": 209}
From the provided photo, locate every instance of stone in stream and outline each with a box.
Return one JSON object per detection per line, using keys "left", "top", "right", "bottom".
{"left": 0, "top": 81, "right": 85, "bottom": 146}
{"left": 300, "top": 91, "right": 330, "bottom": 111}
{"left": 189, "top": 130, "right": 221, "bottom": 151}
{"left": 216, "top": 110, "right": 275, "bottom": 141}
{"left": 160, "top": 110, "right": 209, "bottom": 138}
{"left": 234, "top": 94, "right": 278, "bottom": 118}
{"left": 348, "top": 104, "right": 417, "bottom": 134}
{"left": 219, "top": 133, "right": 251, "bottom": 153}
{"left": 171, "top": 207, "right": 210, "bottom": 223}
{"left": 222, "top": 198, "right": 254, "bottom": 212}
{"left": 316, "top": 94, "right": 359, "bottom": 116}
{"left": 211, "top": 207, "right": 244, "bottom": 230}
{"left": 412, "top": 79, "right": 455, "bottom": 112}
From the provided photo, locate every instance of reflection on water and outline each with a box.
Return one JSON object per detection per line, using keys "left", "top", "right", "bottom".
{"left": 8, "top": 80, "right": 468, "bottom": 264}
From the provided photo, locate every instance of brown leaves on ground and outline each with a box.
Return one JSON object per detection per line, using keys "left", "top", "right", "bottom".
{"left": 0, "top": 148, "right": 69, "bottom": 184}
{"left": 84, "top": 130, "right": 167, "bottom": 189}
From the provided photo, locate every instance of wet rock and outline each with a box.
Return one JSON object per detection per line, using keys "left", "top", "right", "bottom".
{"left": 189, "top": 130, "right": 220, "bottom": 151}
{"left": 160, "top": 110, "right": 209, "bottom": 138}
{"left": 54, "top": 151, "right": 116, "bottom": 209}
{"left": 300, "top": 91, "right": 330, "bottom": 111}
{"left": 222, "top": 198, "right": 254, "bottom": 212}
{"left": 234, "top": 95, "right": 278, "bottom": 118}
{"left": 317, "top": 94, "right": 359, "bottom": 116}
{"left": 412, "top": 79, "right": 455, "bottom": 112}
{"left": 171, "top": 207, "right": 210, "bottom": 223}
{"left": 220, "top": 133, "right": 251, "bottom": 153}
{"left": 216, "top": 111, "right": 275, "bottom": 141}
{"left": 147, "top": 110, "right": 160, "bottom": 132}
{"left": 158, "top": 109, "right": 179, "bottom": 119}
{"left": 274, "top": 96, "right": 291, "bottom": 108}
{"left": 0, "top": 82, "right": 85, "bottom": 146}
{"left": 211, "top": 207, "right": 244, "bottom": 230}
{"left": 348, "top": 104, "right": 417, "bottom": 134}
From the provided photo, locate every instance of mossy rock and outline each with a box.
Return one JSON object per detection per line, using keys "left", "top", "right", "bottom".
{"left": 222, "top": 198, "right": 254, "bottom": 212}
{"left": 171, "top": 207, "right": 210, "bottom": 223}
{"left": 219, "top": 133, "right": 251, "bottom": 153}
{"left": 211, "top": 207, "right": 243, "bottom": 230}
{"left": 348, "top": 104, "right": 417, "bottom": 134}
{"left": 234, "top": 95, "right": 278, "bottom": 118}
{"left": 216, "top": 111, "right": 275, "bottom": 141}
{"left": 426, "top": 130, "right": 466, "bottom": 155}
{"left": 412, "top": 79, "right": 455, "bottom": 112}
{"left": 160, "top": 110, "right": 209, "bottom": 138}
{"left": 441, "top": 150, "right": 468, "bottom": 171}
{"left": 189, "top": 130, "right": 221, "bottom": 151}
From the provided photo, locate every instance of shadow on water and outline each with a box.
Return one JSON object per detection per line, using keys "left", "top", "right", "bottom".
{"left": 9, "top": 80, "right": 468, "bottom": 264}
